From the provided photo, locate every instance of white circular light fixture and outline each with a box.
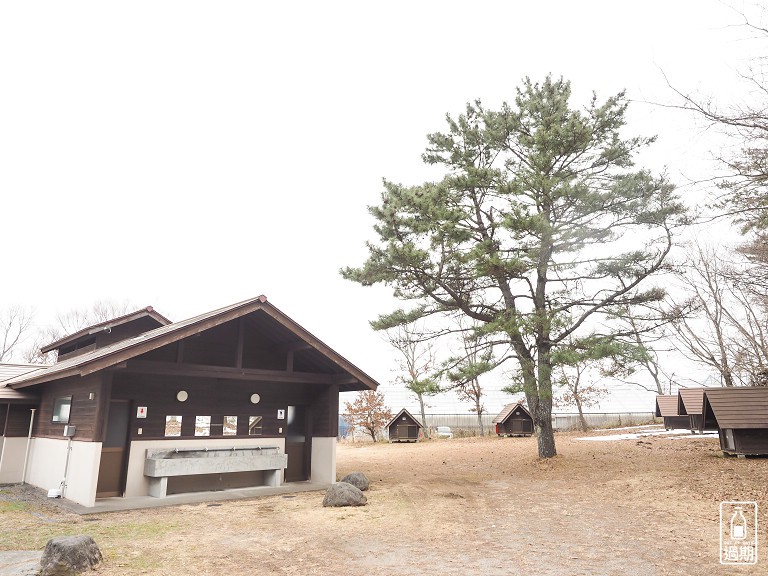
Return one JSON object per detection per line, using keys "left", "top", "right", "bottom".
{"left": 250, "top": 393, "right": 261, "bottom": 404}
{"left": 176, "top": 390, "right": 188, "bottom": 402}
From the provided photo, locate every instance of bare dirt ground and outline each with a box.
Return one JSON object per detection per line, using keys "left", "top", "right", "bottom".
{"left": 1, "top": 428, "right": 766, "bottom": 575}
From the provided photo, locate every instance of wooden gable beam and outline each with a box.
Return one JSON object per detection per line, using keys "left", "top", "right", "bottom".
{"left": 121, "top": 360, "right": 346, "bottom": 385}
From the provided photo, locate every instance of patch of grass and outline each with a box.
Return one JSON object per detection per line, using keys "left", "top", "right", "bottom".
{"left": 0, "top": 513, "right": 181, "bottom": 552}
{"left": 0, "top": 501, "right": 28, "bottom": 512}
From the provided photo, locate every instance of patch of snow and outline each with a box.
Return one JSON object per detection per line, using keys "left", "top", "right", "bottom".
{"left": 668, "top": 432, "right": 719, "bottom": 440}
{"left": 593, "top": 424, "right": 663, "bottom": 432}
{"left": 577, "top": 429, "right": 693, "bottom": 442}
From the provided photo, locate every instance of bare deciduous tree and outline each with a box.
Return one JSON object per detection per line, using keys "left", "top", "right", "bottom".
{"left": 26, "top": 299, "right": 135, "bottom": 363}
{"left": 0, "top": 306, "right": 34, "bottom": 362}
{"left": 443, "top": 324, "right": 499, "bottom": 436}
{"left": 553, "top": 364, "right": 607, "bottom": 432}
{"left": 667, "top": 243, "right": 768, "bottom": 386}
{"left": 384, "top": 324, "right": 440, "bottom": 437}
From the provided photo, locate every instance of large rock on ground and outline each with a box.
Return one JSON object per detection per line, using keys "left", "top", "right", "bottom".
{"left": 39, "top": 535, "right": 102, "bottom": 576}
{"left": 322, "top": 482, "right": 367, "bottom": 507}
{"left": 339, "top": 472, "right": 370, "bottom": 491}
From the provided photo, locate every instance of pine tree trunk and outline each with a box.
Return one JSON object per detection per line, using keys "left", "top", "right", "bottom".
{"left": 536, "top": 418, "right": 557, "bottom": 458}
{"left": 534, "top": 348, "right": 557, "bottom": 458}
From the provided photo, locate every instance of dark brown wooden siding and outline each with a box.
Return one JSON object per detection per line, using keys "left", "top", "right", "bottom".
{"left": 93, "top": 316, "right": 166, "bottom": 349}
{"left": 4, "top": 404, "right": 37, "bottom": 437}
{"left": 497, "top": 416, "right": 534, "bottom": 435}
{"left": 663, "top": 415, "right": 690, "bottom": 430}
{"left": 721, "top": 429, "right": 768, "bottom": 455}
{"left": 388, "top": 412, "right": 421, "bottom": 440}
{"left": 111, "top": 372, "right": 337, "bottom": 440}
{"left": 32, "top": 374, "right": 106, "bottom": 440}
{"left": 310, "top": 384, "right": 338, "bottom": 437}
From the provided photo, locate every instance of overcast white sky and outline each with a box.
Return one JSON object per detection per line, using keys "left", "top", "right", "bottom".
{"left": 0, "top": 1, "right": 763, "bottom": 415}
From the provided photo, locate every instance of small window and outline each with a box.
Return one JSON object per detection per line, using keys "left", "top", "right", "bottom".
{"left": 52, "top": 396, "right": 72, "bottom": 423}
{"left": 248, "top": 416, "right": 263, "bottom": 436}
{"left": 223, "top": 416, "right": 237, "bottom": 436}
{"left": 195, "top": 416, "right": 211, "bottom": 436}
{"left": 165, "top": 415, "right": 182, "bottom": 437}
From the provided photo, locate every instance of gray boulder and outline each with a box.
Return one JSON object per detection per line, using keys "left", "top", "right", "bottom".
{"left": 322, "top": 482, "right": 367, "bottom": 507}
{"left": 340, "top": 472, "right": 370, "bottom": 491}
{"left": 40, "top": 535, "right": 102, "bottom": 576}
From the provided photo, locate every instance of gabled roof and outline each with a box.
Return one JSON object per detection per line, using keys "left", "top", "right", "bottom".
{"left": 40, "top": 306, "right": 172, "bottom": 353}
{"left": 704, "top": 387, "right": 768, "bottom": 429}
{"left": 655, "top": 395, "right": 681, "bottom": 418}
{"left": 0, "top": 363, "right": 47, "bottom": 383}
{"left": 4, "top": 296, "right": 379, "bottom": 393}
{"left": 678, "top": 387, "right": 707, "bottom": 416}
{"left": 386, "top": 408, "right": 423, "bottom": 429}
{"left": 492, "top": 402, "right": 532, "bottom": 424}
{"left": 0, "top": 363, "right": 42, "bottom": 402}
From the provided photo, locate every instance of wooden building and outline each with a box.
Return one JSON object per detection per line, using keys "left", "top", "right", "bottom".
{"left": 0, "top": 364, "right": 42, "bottom": 484}
{"left": 677, "top": 387, "right": 718, "bottom": 434}
{"left": 703, "top": 387, "right": 768, "bottom": 456}
{"left": 0, "top": 296, "right": 380, "bottom": 507}
{"left": 387, "top": 409, "right": 423, "bottom": 442}
{"left": 654, "top": 395, "right": 689, "bottom": 430}
{"left": 492, "top": 403, "right": 533, "bottom": 437}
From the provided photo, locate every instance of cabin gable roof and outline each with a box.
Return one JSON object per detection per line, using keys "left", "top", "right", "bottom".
{"left": 386, "top": 408, "right": 423, "bottom": 429}
{"left": 704, "top": 387, "right": 768, "bottom": 429}
{"left": 678, "top": 387, "right": 706, "bottom": 416}
{"left": 4, "top": 296, "right": 379, "bottom": 393}
{"left": 655, "top": 395, "right": 681, "bottom": 417}
{"left": 492, "top": 402, "right": 532, "bottom": 424}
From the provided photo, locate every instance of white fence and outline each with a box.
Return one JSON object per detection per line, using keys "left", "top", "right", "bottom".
{"left": 420, "top": 412, "right": 657, "bottom": 435}
{"left": 340, "top": 412, "right": 659, "bottom": 439}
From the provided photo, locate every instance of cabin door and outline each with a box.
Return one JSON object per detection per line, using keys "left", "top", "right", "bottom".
{"left": 285, "top": 405, "right": 311, "bottom": 482}
{"left": 96, "top": 400, "right": 130, "bottom": 497}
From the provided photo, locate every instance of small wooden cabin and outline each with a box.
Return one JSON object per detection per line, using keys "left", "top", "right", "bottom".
{"left": 0, "top": 296, "right": 380, "bottom": 507}
{"left": 677, "top": 387, "right": 718, "bottom": 434}
{"left": 387, "top": 409, "right": 423, "bottom": 443}
{"left": 654, "top": 395, "right": 689, "bottom": 430}
{"left": 703, "top": 387, "right": 768, "bottom": 456}
{"left": 493, "top": 403, "right": 533, "bottom": 437}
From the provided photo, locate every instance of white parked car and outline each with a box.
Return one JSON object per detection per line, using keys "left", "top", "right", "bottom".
{"left": 435, "top": 426, "right": 453, "bottom": 439}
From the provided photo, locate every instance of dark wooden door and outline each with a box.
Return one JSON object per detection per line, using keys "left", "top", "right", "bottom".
{"left": 285, "top": 405, "right": 310, "bottom": 482}
{"left": 512, "top": 419, "right": 532, "bottom": 434}
{"left": 96, "top": 400, "right": 130, "bottom": 497}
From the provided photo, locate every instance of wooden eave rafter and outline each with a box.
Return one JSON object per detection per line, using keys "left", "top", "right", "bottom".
{"left": 120, "top": 360, "right": 360, "bottom": 386}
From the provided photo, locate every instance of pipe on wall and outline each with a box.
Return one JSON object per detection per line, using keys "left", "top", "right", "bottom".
{"left": 60, "top": 436, "right": 73, "bottom": 498}
{"left": 21, "top": 408, "right": 36, "bottom": 484}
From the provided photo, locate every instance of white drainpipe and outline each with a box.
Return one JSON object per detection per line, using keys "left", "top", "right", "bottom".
{"left": 60, "top": 436, "right": 73, "bottom": 498}
{"left": 21, "top": 408, "right": 36, "bottom": 484}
